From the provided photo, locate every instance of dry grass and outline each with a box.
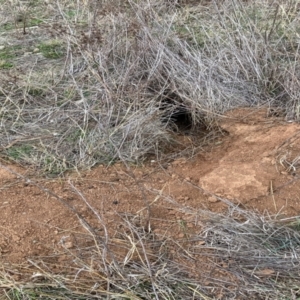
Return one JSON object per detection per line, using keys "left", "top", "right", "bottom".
{"left": 1, "top": 0, "right": 300, "bottom": 299}
{"left": 1, "top": 0, "right": 300, "bottom": 174}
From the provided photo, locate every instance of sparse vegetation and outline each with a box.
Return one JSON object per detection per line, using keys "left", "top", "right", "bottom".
{"left": 38, "top": 40, "right": 64, "bottom": 59}
{"left": 0, "top": 0, "right": 300, "bottom": 174}
{"left": 6, "top": 144, "right": 33, "bottom": 160}
{"left": 0, "top": 46, "right": 18, "bottom": 69}
{"left": 1, "top": 0, "right": 300, "bottom": 299}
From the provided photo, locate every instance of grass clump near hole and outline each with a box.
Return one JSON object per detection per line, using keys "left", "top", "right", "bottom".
{"left": 0, "top": 0, "right": 300, "bottom": 174}
{"left": 6, "top": 145, "right": 33, "bottom": 161}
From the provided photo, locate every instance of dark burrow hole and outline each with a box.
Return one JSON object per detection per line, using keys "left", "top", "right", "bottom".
{"left": 158, "top": 91, "right": 207, "bottom": 134}
{"left": 162, "top": 104, "right": 194, "bottom": 132}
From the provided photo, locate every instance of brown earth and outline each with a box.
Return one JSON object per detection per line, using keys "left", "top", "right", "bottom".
{"left": 0, "top": 107, "right": 300, "bottom": 267}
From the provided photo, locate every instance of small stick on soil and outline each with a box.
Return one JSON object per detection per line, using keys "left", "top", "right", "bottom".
{"left": 269, "top": 180, "right": 277, "bottom": 211}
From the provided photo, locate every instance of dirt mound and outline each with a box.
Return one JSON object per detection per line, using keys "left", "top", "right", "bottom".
{"left": 200, "top": 108, "right": 300, "bottom": 207}
{"left": 0, "top": 108, "right": 300, "bottom": 265}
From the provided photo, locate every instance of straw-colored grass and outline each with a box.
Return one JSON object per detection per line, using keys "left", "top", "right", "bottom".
{"left": 1, "top": 0, "right": 300, "bottom": 298}
{"left": 1, "top": 0, "right": 300, "bottom": 174}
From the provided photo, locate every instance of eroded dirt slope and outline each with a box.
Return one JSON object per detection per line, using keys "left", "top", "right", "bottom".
{"left": 0, "top": 108, "right": 300, "bottom": 265}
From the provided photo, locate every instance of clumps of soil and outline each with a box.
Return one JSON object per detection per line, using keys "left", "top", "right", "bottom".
{"left": 1, "top": 108, "right": 300, "bottom": 298}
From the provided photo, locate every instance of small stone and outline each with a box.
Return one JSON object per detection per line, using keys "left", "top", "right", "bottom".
{"left": 153, "top": 229, "right": 164, "bottom": 235}
{"left": 33, "top": 48, "right": 40, "bottom": 53}
{"left": 172, "top": 158, "right": 187, "bottom": 166}
{"left": 0, "top": 45, "right": 5, "bottom": 50}
{"left": 13, "top": 235, "right": 21, "bottom": 242}
{"left": 255, "top": 269, "right": 275, "bottom": 276}
{"left": 64, "top": 241, "right": 73, "bottom": 249}
{"left": 197, "top": 240, "right": 206, "bottom": 245}
{"left": 208, "top": 196, "right": 219, "bottom": 203}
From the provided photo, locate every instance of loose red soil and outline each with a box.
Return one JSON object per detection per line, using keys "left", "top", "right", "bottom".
{"left": 1, "top": 108, "right": 300, "bottom": 266}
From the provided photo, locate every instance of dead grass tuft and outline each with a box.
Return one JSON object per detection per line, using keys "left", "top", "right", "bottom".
{"left": 1, "top": 0, "right": 300, "bottom": 174}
